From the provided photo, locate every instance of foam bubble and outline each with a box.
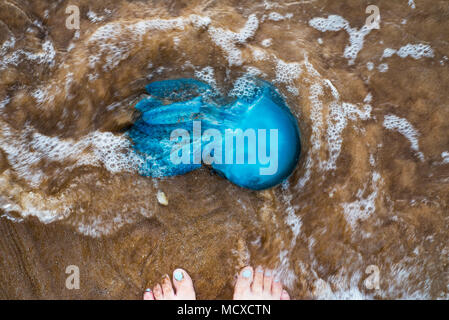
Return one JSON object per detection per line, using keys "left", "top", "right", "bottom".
{"left": 381, "top": 44, "right": 434, "bottom": 60}
{"left": 189, "top": 14, "right": 211, "bottom": 29}
{"left": 0, "top": 37, "right": 55, "bottom": 70}
{"left": 261, "top": 38, "right": 272, "bottom": 47}
{"left": 87, "top": 16, "right": 198, "bottom": 71}
{"left": 267, "top": 12, "right": 293, "bottom": 22}
{"left": 87, "top": 10, "right": 105, "bottom": 23}
{"left": 341, "top": 171, "right": 381, "bottom": 229}
{"left": 274, "top": 58, "right": 302, "bottom": 95}
{"left": 251, "top": 47, "right": 268, "bottom": 61}
{"left": 309, "top": 15, "right": 374, "bottom": 65}
{"left": 194, "top": 66, "right": 219, "bottom": 93}
{"left": 383, "top": 114, "right": 425, "bottom": 161}
{"left": 208, "top": 14, "right": 259, "bottom": 66}
{"left": 441, "top": 152, "right": 449, "bottom": 164}
{"left": 0, "top": 120, "right": 142, "bottom": 188}
{"left": 378, "top": 63, "right": 389, "bottom": 72}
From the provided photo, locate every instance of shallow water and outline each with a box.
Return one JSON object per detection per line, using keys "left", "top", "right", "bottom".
{"left": 0, "top": 0, "right": 448, "bottom": 299}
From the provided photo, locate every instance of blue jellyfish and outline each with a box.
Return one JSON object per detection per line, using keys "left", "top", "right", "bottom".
{"left": 127, "top": 77, "right": 301, "bottom": 190}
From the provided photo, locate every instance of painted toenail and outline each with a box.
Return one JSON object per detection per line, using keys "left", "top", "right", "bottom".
{"left": 174, "top": 271, "right": 184, "bottom": 281}
{"left": 257, "top": 266, "right": 264, "bottom": 272}
{"left": 242, "top": 269, "right": 252, "bottom": 278}
{"left": 265, "top": 270, "right": 272, "bottom": 276}
{"left": 274, "top": 277, "right": 280, "bottom": 282}
{"left": 145, "top": 288, "right": 152, "bottom": 292}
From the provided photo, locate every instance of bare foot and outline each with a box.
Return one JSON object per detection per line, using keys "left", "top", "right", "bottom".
{"left": 233, "top": 266, "right": 290, "bottom": 300}
{"left": 143, "top": 268, "right": 196, "bottom": 300}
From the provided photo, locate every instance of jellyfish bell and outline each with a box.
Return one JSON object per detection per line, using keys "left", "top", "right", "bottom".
{"left": 127, "top": 78, "right": 301, "bottom": 190}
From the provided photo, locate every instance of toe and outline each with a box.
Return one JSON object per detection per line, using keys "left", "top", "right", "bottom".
{"left": 271, "top": 276, "right": 282, "bottom": 299}
{"left": 251, "top": 266, "right": 264, "bottom": 294}
{"left": 172, "top": 269, "right": 196, "bottom": 300}
{"left": 153, "top": 284, "right": 164, "bottom": 300}
{"left": 233, "top": 266, "right": 254, "bottom": 300}
{"left": 263, "top": 269, "right": 273, "bottom": 294}
{"left": 143, "top": 288, "right": 155, "bottom": 300}
{"left": 161, "top": 275, "right": 175, "bottom": 299}
{"left": 281, "top": 289, "right": 291, "bottom": 300}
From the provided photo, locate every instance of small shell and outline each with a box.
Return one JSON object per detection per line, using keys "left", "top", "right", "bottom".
{"left": 157, "top": 191, "right": 168, "bottom": 206}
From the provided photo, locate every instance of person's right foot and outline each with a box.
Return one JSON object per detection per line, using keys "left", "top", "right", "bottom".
{"left": 233, "top": 266, "right": 290, "bottom": 300}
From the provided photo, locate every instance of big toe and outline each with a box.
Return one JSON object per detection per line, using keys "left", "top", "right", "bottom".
{"left": 172, "top": 269, "right": 196, "bottom": 300}
{"left": 233, "top": 266, "right": 254, "bottom": 300}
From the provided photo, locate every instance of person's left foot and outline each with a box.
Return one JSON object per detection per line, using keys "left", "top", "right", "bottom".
{"left": 143, "top": 268, "right": 196, "bottom": 300}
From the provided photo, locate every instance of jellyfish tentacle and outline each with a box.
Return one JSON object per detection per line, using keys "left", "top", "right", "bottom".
{"left": 145, "top": 78, "right": 212, "bottom": 102}
{"left": 135, "top": 96, "right": 163, "bottom": 113}
{"left": 142, "top": 96, "right": 203, "bottom": 125}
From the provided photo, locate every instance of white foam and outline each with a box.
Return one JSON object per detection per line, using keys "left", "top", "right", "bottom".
{"left": 208, "top": 14, "right": 259, "bottom": 66}
{"left": 87, "top": 17, "right": 195, "bottom": 71}
{"left": 441, "top": 152, "right": 449, "bottom": 164}
{"left": 281, "top": 182, "right": 302, "bottom": 239}
{"left": 267, "top": 12, "right": 293, "bottom": 21}
{"left": 309, "top": 15, "right": 374, "bottom": 65}
{"left": 381, "top": 44, "right": 434, "bottom": 60}
{"left": 194, "top": 66, "right": 219, "bottom": 93}
{"left": 0, "top": 174, "right": 72, "bottom": 224}
{"left": 0, "top": 36, "right": 55, "bottom": 70}
{"left": 32, "top": 87, "right": 53, "bottom": 105}
{"left": 75, "top": 211, "right": 137, "bottom": 238}
{"left": 325, "top": 101, "right": 372, "bottom": 170}
{"left": 274, "top": 58, "right": 302, "bottom": 95}
{"left": 313, "top": 271, "right": 369, "bottom": 300}
{"left": 295, "top": 55, "right": 373, "bottom": 180}
{"left": 251, "top": 47, "right": 268, "bottom": 61}
{"left": 383, "top": 114, "right": 425, "bottom": 161}
{"left": 397, "top": 44, "right": 434, "bottom": 59}
{"left": 189, "top": 14, "right": 211, "bottom": 29}
{"left": 381, "top": 48, "right": 397, "bottom": 59}
{"left": 0, "top": 120, "right": 143, "bottom": 188}
{"left": 0, "top": 96, "right": 10, "bottom": 111}
{"left": 87, "top": 10, "right": 105, "bottom": 23}
{"left": 261, "top": 38, "right": 272, "bottom": 47}
{"left": 408, "top": 0, "right": 416, "bottom": 9}
{"left": 377, "top": 63, "right": 389, "bottom": 72}
{"left": 229, "top": 75, "right": 258, "bottom": 100}
{"left": 244, "top": 66, "right": 266, "bottom": 77}
{"left": 341, "top": 171, "right": 381, "bottom": 229}
{"left": 364, "top": 93, "right": 373, "bottom": 103}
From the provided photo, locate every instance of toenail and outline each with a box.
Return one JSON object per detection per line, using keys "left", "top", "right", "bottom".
{"left": 274, "top": 277, "right": 280, "bottom": 282}
{"left": 174, "top": 270, "right": 184, "bottom": 281}
{"left": 257, "top": 266, "right": 264, "bottom": 272}
{"left": 242, "top": 269, "right": 252, "bottom": 278}
{"left": 145, "top": 288, "right": 152, "bottom": 292}
{"left": 265, "top": 270, "right": 272, "bottom": 276}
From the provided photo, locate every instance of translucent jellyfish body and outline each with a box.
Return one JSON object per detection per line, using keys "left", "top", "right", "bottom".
{"left": 127, "top": 78, "right": 301, "bottom": 190}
